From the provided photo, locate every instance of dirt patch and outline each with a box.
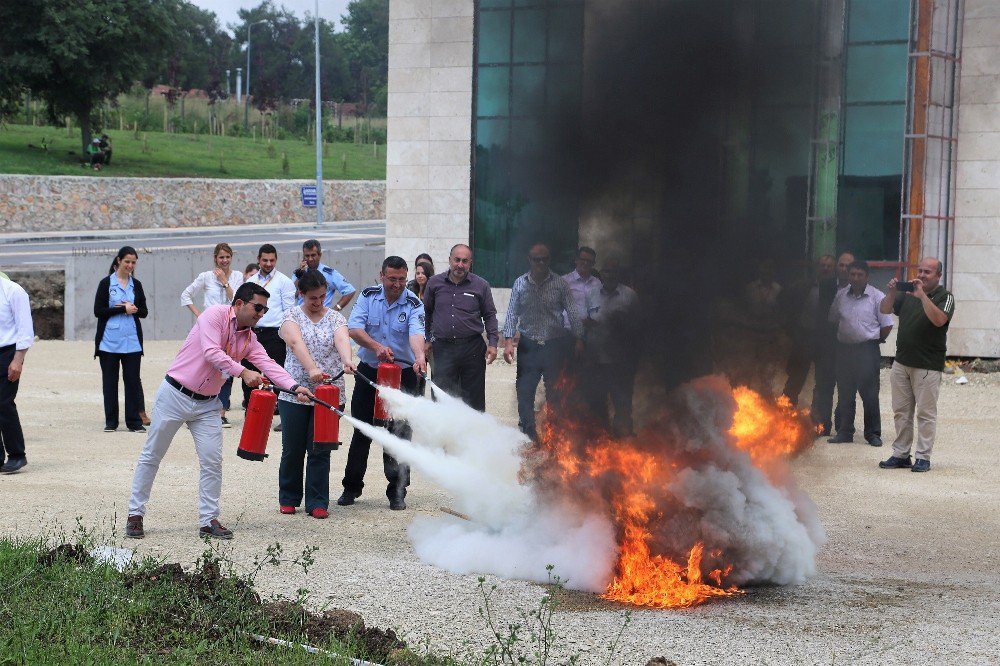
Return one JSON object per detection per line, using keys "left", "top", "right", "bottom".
{"left": 3, "top": 269, "right": 64, "bottom": 339}
{"left": 39, "top": 543, "right": 91, "bottom": 566}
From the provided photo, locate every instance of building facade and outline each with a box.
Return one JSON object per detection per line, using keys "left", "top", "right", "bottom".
{"left": 385, "top": 0, "right": 1000, "bottom": 357}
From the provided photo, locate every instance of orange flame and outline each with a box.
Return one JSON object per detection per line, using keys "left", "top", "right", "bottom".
{"left": 534, "top": 383, "right": 812, "bottom": 609}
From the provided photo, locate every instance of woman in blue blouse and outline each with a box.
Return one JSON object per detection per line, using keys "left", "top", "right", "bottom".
{"left": 94, "top": 247, "right": 148, "bottom": 432}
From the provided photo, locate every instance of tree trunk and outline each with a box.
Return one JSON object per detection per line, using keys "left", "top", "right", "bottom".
{"left": 79, "top": 110, "right": 92, "bottom": 157}
{"left": 144, "top": 91, "right": 151, "bottom": 127}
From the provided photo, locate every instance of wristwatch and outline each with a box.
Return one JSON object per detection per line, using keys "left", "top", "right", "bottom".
{"left": 290, "top": 383, "right": 301, "bottom": 392}
{"left": 334, "top": 304, "right": 342, "bottom": 311}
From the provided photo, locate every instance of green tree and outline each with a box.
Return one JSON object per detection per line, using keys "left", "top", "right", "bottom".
{"left": 0, "top": 0, "right": 176, "bottom": 152}
{"left": 341, "top": 0, "right": 389, "bottom": 113}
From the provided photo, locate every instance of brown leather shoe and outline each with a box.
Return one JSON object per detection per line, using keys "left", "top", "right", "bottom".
{"left": 198, "top": 519, "right": 233, "bottom": 540}
{"left": 125, "top": 515, "right": 144, "bottom": 539}
{"left": 139, "top": 411, "right": 151, "bottom": 426}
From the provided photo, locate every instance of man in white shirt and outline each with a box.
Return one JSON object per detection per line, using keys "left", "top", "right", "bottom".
{"left": 563, "top": 246, "right": 601, "bottom": 324}
{"left": 240, "top": 244, "right": 296, "bottom": 415}
{"left": 0, "top": 274, "right": 35, "bottom": 474}
{"left": 827, "top": 260, "right": 893, "bottom": 446}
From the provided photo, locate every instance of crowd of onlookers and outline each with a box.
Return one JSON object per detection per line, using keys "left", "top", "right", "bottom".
{"left": 0, "top": 240, "right": 955, "bottom": 537}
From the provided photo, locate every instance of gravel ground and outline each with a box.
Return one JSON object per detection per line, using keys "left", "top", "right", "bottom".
{"left": 3, "top": 340, "right": 998, "bottom": 665}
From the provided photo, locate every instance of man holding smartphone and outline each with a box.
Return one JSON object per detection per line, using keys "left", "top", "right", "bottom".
{"left": 877, "top": 257, "right": 955, "bottom": 473}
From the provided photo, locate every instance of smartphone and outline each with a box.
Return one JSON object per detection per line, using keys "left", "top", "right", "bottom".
{"left": 896, "top": 281, "right": 915, "bottom": 293}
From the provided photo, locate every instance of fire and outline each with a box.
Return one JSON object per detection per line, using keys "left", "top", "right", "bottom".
{"left": 533, "top": 382, "right": 812, "bottom": 609}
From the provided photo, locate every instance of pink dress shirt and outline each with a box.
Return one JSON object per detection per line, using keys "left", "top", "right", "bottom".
{"left": 166, "top": 304, "right": 295, "bottom": 396}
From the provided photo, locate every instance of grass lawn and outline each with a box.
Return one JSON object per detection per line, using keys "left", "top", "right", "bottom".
{"left": 0, "top": 124, "right": 386, "bottom": 180}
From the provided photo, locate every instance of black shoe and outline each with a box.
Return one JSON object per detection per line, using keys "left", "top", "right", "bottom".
{"left": 125, "top": 515, "right": 144, "bottom": 539}
{"left": 0, "top": 458, "right": 27, "bottom": 474}
{"left": 878, "top": 455, "right": 912, "bottom": 469}
{"left": 273, "top": 422, "right": 282, "bottom": 432}
{"left": 866, "top": 436, "right": 883, "bottom": 447}
{"left": 104, "top": 426, "right": 117, "bottom": 433}
{"left": 911, "top": 459, "right": 931, "bottom": 473}
{"left": 337, "top": 491, "right": 358, "bottom": 506}
{"left": 198, "top": 519, "right": 233, "bottom": 540}
{"left": 128, "top": 425, "right": 147, "bottom": 433}
{"left": 828, "top": 433, "right": 853, "bottom": 444}
{"left": 389, "top": 497, "right": 407, "bottom": 511}
{"left": 221, "top": 416, "right": 232, "bottom": 429}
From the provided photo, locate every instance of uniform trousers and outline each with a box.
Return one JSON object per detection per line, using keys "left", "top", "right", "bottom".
{"left": 431, "top": 335, "right": 487, "bottom": 411}
{"left": 241, "top": 327, "right": 285, "bottom": 407}
{"left": 98, "top": 351, "right": 144, "bottom": 430}
{"left": 515, "top": 336, "right": 573, "bottom": 440}
{"left": 810, "top": 334, "right": 840, "bottom": 435}
{"left": 890, "top": 361, "right": 942, "bottom": 461}
{"left": 128, "top": 379, "right": 224, "bottom": 527}
{"left": 0, "top": 345, "right": 26, "bottom": 464}
{"left": 587, "top": 361, "right": 636, "bottom": 437}
{"left": 342, "top": 362, "right": 419, "bottom": 500}
{"left": 277, "top": 399, "right": 339, "bottom": 511}
{"left": 834, "top": 340, "right": 881, "bottom": 441}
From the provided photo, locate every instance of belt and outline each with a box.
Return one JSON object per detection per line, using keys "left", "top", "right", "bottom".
{"left": 166, "top": 375, "right": 217, "bottom": 401}
{"left": 435, "top": 334, "right": 483, "bottom": 343}
{"left": 253, "top": 326, "right": 279, "bottom": 332}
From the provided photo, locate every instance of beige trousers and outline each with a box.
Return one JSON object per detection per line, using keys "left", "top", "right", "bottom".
{"left": 890, "top": 361, "right": 942, "bottom": 461}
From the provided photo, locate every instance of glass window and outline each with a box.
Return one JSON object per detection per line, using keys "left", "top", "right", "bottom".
{"left": 842, "top": 105, "right": 906, "bottom": 177}
{"left": 478, "top": 11, "right": 511, "bottom": 65}
{"left": 476, "top": 67, "right": 510, "bottom": 117}
{"left": 513, "top": 9, "right": 546, "bottom": 63}
{"left": 845, "top": 44, "right": 908, "bottom": 103}
{"left": 511, "top": 65, "right": 546, "bottom": 117}
{"left": 848, "top": 0, "right": 909, "bottom": 42}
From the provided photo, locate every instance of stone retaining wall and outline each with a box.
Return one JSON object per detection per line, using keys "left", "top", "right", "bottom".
{"left": 0, "top": 176, "right": 385, "bottom": 233}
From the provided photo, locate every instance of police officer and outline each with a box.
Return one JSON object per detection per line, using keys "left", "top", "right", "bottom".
{"left": 338, "top": 256, "right": 428, "bottom": 510}
{"left": 295, "top": 239, "right": 357, "bottom": 312}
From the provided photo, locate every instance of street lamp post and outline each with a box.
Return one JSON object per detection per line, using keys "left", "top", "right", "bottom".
{"left": 314, "top": 0, "right": 323, "bottom": 226}
{"left": 245, "top": 20, "right": 267, "bottom": 129}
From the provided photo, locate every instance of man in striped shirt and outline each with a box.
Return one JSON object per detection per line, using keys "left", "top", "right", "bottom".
{"left": 877, "top": 257, "right": 955, "bottom": 473}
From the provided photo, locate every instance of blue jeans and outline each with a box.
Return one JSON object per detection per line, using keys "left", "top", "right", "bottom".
{"left": 277, "top": 400, "right": 331, "bottom": 511}
{"left": 515, "top": 337, "right": 572, "bottom": 440}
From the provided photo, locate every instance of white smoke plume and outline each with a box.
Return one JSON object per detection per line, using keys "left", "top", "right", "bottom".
{"left": 344, "top": 376, "right": 823, "bottom": 594}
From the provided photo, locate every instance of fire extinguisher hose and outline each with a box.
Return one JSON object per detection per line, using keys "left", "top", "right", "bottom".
{"left": 273, "top": 386, "right": 345, "bottom": 416}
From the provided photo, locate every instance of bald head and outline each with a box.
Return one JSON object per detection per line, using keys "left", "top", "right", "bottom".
{"left": 916, "top": 256, "right": 943, "bottom": 291}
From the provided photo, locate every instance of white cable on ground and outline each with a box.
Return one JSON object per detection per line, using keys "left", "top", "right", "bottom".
{"left": 246, "top": 632, "right": 385, "bottom": 666}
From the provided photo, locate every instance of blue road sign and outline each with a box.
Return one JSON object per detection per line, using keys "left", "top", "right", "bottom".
{"left": 300, "top": 185, "right": 317, "bottom": 208}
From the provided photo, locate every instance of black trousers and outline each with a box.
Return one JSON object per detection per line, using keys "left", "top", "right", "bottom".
{"left": 342, "top": 362, "right": 419, "bottom": 500}
{"left": 811, "top": 335, "right": 840, "bottom": 435}
{"left": 431, "top": 335, "right": 487, "bottom": 411}
{"left": 834, "top": 341, "right": 882, "bottom": 441}
{"left": 587, "top": 361, "right": 637, "bottom": 437}
{"left": 515, "top": 336, "right": 573, "bottom": 440}
{"left": 98, "top": 351, "right": 144, "bottom": 429}
{"left": 782, "top": 330, "right": 813, "bottom": 405}
{"left": 0, "top": 345, "right": 25, "bottom": 463}
{"left": 241, "top": 327, "right": 286, "bottom": 407}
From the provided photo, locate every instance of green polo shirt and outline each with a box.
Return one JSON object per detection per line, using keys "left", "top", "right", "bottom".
{"left": 893, "top": 286, "right": 955, "bottom": 371}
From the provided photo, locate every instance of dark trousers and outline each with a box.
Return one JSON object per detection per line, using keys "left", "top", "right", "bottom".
{"left": 342, "top": 362, "right": 419, "bottom": 500}
{"left": 277, "top": 400, "right": 333, "bottom": 511}
{"left": 0, "top": 345, "right": 26, "bottom": 464}
{"left": 811, "top": 337, "right": 839, "bottom": 435}
{"left": 587, "top": 361, "right": 636, "bottom": 437}
{"left": 241, "top": 327, "right": 286, "bottom": 407}
{"left": 782, "top": 331, "right": 812, "bottom": 405}
{"left": 432, "top": 335, "right": 487, "bottom": 411}
{"left": 219, "top": 376, "right": 234, "bottom": 411}
{"left": 98, "top": 351, "right": 144, "bottom": 429}
{"left": 515, "top": 336, "right": 572, "bottom": 440}
{"left": 834, "top": 341, "right": 882, "bottom": 441}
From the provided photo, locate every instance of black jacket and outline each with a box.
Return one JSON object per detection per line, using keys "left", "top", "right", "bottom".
{"left": 94, "top": 274, "right": 148, "bottom": 357}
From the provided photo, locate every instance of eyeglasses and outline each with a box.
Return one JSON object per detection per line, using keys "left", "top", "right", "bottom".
{"left": 384, "top": 277, "right": 408, "bottom": 285}
{"left": 251, "top": 303, "right": 269, "bottom": 314}
{"left": 529, "top": 256, "right": 550, "bottom": 264}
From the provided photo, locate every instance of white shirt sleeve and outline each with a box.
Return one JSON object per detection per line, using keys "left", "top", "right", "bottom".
{"left": 0, "top": 280, "right": 35, "bottom": 350}
{"left": 180, "top": 271, "right": 208, "bottom": 307}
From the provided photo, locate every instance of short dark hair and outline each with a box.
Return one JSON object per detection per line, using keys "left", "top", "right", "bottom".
{"left": 416, "top": 260, "right": 434, "bottom": 277}
{"left": 297, "top": 269, "right": 328, "bottom": 294}
{"left": 233, "top": 282, "right": 270, "bottom": 305}
{"left": 257, "top": 244, "right": 277, "bottom": 258}
{"left": 302, "top": 239, "right": 321, "bottom": 252}
{"left": 848, "top": 260, "right": 870, "bottom": 275}
{"left": 577, "top": 246, "right": 597, "bottom": 258}
{"left": 382, "top": 255, "right": 407, "bottom": 272}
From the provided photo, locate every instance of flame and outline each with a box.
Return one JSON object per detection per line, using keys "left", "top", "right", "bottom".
{"left": 533, "top": 382, "right": 812, "bottom": 609}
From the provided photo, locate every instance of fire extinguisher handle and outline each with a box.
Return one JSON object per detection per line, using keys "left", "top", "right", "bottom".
{"left": 273, "top": 386, "right": 344, "bottom": 416}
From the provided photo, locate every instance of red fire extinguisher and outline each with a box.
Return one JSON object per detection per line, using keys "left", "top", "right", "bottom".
{"left": 313, "top": 375, "right": 341, "bottom": 451}
{"left": 373, "top": 362, "right": 402, "bottom": 427}
{"left": 238, "top": 381, "right": 277, "bottom": 461}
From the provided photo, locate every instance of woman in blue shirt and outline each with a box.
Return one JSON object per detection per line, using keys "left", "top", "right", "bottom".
{"left": 94, "top": 247, "right": 148, "bottom": 432}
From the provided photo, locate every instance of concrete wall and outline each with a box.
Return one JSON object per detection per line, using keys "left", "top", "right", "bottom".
{"left": 952, "top": 0, "right": 1000, "bottom": 356}
{"left": 0, "top": 176, "right": 385, "bottom": 233}
{"left": 65, "top": 247, "right": 384, "bottom": 343}
{"left": 385, "top": 0, "right": 475, "bottom": 269}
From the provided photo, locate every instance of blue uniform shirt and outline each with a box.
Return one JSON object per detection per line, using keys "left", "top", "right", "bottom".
{"left": 296, "top": 262, "right": 357, "bottom": 308}
{"left": 348, "top": 285, "right": 425, "bottom": 367}
{"left": 100, "top": 276, "right": 142, "bottom": 354}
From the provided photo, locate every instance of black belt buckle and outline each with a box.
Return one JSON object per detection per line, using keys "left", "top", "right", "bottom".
{"left": 166, "top": 375, "right": 216, "bottom": 401}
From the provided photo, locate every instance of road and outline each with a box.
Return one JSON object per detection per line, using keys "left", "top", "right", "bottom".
{"left": 0, "top": 220, "right": 386, "bottom": 269}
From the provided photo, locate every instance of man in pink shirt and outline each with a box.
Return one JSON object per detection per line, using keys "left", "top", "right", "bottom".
{"left": 125, "top": 283, "right": 312, "bottom": 539}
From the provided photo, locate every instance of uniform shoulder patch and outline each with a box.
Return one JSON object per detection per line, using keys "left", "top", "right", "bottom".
{"left": 321, "top": 265, "right": 334, "bottom": 273}
{"left": 406, "top": 294, "right": 421, "bottom": 307}
{"left": 362, "top": 285, "right": 381, "bottom": 297}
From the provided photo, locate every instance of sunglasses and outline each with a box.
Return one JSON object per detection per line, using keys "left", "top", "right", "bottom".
{"left": 530, "top": 256, "right": 551, "bottom": 264}
{"left": 250, "top": 303, "right": 269, "bottom": 314}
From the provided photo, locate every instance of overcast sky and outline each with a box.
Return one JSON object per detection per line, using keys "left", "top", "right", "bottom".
{"left": 189, "top": 0, "right": 353, "bottom": 32}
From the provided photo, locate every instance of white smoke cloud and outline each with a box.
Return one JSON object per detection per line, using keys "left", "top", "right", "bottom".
{"left": 346, "top": 377, "right": 823, "bottom": 594}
